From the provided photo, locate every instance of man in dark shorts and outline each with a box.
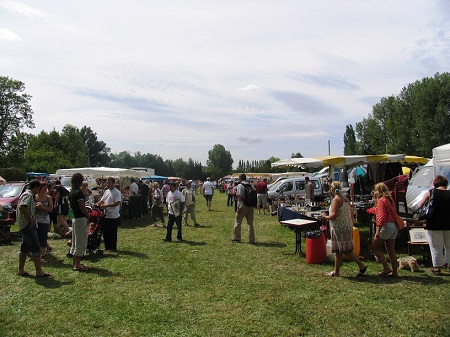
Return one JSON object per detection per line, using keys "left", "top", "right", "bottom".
{"left": 17, "top": 180, "right": 51, "bottom": 277}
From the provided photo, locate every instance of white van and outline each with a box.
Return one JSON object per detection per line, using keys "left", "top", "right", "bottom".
{"left": 406, "top": 159, "right": 450, "bottom": 211}
{"left": 267, "top": 176, "right": 323, "bottom": 200}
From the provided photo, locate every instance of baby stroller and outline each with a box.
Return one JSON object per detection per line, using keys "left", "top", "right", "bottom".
{"left": 67, "top": 207, "right": 104, "bottom": 257}
{"left": 86, "top": 207, "right": 104, "bottom": 255}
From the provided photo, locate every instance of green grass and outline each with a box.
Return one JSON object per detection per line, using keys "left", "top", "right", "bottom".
{"left": 1, "top": 192, "right": 449, "bottom": 337}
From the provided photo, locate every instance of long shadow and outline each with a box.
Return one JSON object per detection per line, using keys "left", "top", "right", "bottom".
{"left": 253, "top": 241, "right": 287, "bottom": 248}
{"left": 119, "top": 217, "right": 153, "bottom": 230}
{"left": 34, "top": 277, "right": 74, "bottom": 288}
{"left": 346, "top": 273, "right": 450, "bottom": 285}
{"left": 191, "top": 224, "right": 213, "bottom": 228}
{"left": 175, "top": 240, "right": 207, "bottom": 246}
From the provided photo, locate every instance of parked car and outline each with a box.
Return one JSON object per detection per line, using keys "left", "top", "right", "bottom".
{"left": 406, "top": 159, "right": 450, "bottom": 212}
{"left": 0, "top": 182, "right": 28, "bottom": 209}
{"left": 267, "top": 176, "right": 324, "bottom": 201}
{"left": 0, "top": 182, "right": 28, "bottom": 220}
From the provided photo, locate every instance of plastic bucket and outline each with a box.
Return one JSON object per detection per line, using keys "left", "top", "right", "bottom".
{"left": 344, "top": 227, "right": 361, "bottom": 260}
{"left": 306, "top": 231, "right": 327, "bottom": 264}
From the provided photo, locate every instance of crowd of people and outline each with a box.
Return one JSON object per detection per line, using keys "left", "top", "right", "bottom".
{"left": 13, "top": 172, "right": 450, "bottom": 278}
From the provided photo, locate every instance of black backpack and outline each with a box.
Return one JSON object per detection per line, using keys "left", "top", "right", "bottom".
{"left": 241, "top": 183, "right": 257, "bottom": 207}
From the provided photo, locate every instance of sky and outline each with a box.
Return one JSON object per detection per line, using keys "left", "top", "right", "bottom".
{"left": 1, "top": 0, "right": 449, "bottom": 168}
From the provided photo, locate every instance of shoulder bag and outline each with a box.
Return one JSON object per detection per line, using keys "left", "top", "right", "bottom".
{"left": 418, "top": 189, "right": 435, "bottom": 221}
{"left": 386, "top": 199, "right": 405, "bottom": 230}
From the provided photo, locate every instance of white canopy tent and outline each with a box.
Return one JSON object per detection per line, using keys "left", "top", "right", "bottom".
{"left": 271, "top": 154, "right": 427, "bottom": 169}
{"left": 55, "top": 167, "right": 147, "bottom": 179}
{"left": 433, "top": 143, "right": 450, "bottom": 167}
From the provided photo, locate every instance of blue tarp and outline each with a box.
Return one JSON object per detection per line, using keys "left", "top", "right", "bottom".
{"left": 142, "top": 175, "right": 168, "bottom": 181}
{"left": 27, "top": 172, "right": 50, "bottom": 177}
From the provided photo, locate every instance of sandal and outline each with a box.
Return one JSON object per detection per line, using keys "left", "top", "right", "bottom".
{"left": 357, "top": 265, "right": 368, "bottom": 277}
{"left": 17, "top": 271, "right": 32, "bottom": 277}
{"left": 325, "top": 271, "right": 339, "bottom": 277}
{"left": 73, "top": 266, "right": 88, "bottom": 272}
{"left": 36, "top": 272, "right": 51, "bottom": 278}
{"left": 378, "top": 270, "right": 392, "bottom": 277}
{"left": 431, "top": 268, "right": 442, "bottom": 275}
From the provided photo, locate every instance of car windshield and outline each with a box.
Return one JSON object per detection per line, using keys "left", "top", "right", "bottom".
{"left": 61, "top": 177, "right": 71, "bottom": 188}
{"left": 0, "top": 185, "right": 24, "bottom": 198}
{"left": 268, "top": 180, "right": 284, "bottom": 191}
{"left": 410, "top": 166, "right": 450, "bottom": 188}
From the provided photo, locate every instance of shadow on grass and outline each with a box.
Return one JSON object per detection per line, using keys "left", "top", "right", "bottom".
{"left": 252, "top": 241, "right": 286, "bottom": 248}
{"left": 346, "top": 272, "right": 450, "bottom": 285}
{"left": 175, "top": 240, "right": 207, "bottom": 246}
{"left": 119, "top": 217, "right": 153, "bottom": 230}
{"left": 34, "top": 277, "right": 74, "bottom": 288}
{"left": 192, "top": 224, "right": 213, "bottom": 228}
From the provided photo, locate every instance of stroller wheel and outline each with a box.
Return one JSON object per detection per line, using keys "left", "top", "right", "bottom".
{"left": 66, "top": 252, "right": 73, "bottom": 258}
{"left": 96, "top": 250, "right": 104, "bottom": 256}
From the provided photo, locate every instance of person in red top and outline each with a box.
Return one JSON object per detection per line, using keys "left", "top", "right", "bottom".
{"left": 371, "top": 182, "right": 399, "bottom": 278}
{"left": 256, "top": 178, "right": 269, "bottom": 214}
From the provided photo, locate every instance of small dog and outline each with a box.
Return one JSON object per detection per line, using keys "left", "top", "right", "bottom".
{"left": 397, "top": 256, "right": 419, "bottom": 272}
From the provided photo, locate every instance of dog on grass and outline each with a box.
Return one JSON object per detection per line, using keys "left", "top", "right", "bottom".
{"left": 397, "top": 256, "right": 419, "bottom": 272}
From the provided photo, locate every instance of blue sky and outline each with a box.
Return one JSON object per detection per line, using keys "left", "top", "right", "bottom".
{"left": 1, "top": 0, "right": 449, "bottom": 167}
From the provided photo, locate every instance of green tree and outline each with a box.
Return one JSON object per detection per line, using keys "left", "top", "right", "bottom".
{"left": 60, "top": 125, "right": 89, "bottom": 166}
{"left": 80, "top": 126, "right": 110, "bottom": 166}
{"left": 206, "top": 144, "right": 233, "bottom": 178}
{"left": 2, "top": 132, "right": 30, "bottom": 168}
{"left": 171, "top": 158, "right": 188, "bottom": 177}
{"left": 0, "top": 76, "right": 34, "bottom": 166}
{"left": 109, "top": 151, "right": 135, "bottom": 168}
{"left": 23, "top": 130, "right": 74, "bottom": 172}
{"left": 353, "top": 72, "right": 450, "bottom": 157}
{"left": 291, "top": 152, "right": 303, "bottom": 158}
{"left": 343, "top": 124, "right": 358, "bottom": 155}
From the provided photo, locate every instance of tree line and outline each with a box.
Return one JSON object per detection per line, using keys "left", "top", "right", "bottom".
{"left": 1, "top": 76, "right": 287, "bottom": 180}
{"left": 2, "top": 73, "right": 449, "bottom": 181}
{"left": 344, "top": 72, "right": 450, "bottom": 158}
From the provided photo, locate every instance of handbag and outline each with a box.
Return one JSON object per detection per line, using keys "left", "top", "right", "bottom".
{"left": 386, "top": 199, "right": 405, "bottom": 230}
{"left": 418, "top": 189, "right": 435, "bottom": 221}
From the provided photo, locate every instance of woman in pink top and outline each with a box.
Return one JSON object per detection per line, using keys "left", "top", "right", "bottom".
{"left": 371, "top": 182, "right": 399, "bottom": 278}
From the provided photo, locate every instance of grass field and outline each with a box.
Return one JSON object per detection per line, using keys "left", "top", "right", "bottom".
{"left": 1, "top": 192, "right": 449, "bottom": 337}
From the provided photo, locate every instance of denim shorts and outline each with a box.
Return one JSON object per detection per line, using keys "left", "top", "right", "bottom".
{"left": 379, "top": 222, "right": 398, "bottom": 240}
{"left": 19, "top": 224, "right": 41, "bottom": 256}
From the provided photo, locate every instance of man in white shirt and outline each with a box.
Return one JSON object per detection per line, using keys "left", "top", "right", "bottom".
{"left": 202, "top": 177, "right": 215, "bottom": 211}
{"left": 129, "top": 178, "right": 140, "bottom": 218}
{"left": 96, "top": 177, "right": 121, "bottom": 251}
{"left": 163, "top": 182, "right": 185, "bottom": 242}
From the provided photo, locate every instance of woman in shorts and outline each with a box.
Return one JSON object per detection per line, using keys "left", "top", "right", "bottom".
{"left": 371, "top": 182, "right": 399, "bottom": 278}
{"left": 34, "top": 181, "right": 53, "bottom": 260}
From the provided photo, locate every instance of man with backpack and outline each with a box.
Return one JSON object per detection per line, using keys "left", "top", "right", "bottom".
{"left": 232, "top": 174, "right": 256, "bottom": 244}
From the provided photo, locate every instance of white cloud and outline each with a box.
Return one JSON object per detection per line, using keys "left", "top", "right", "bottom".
{"left": 0, "top": 28, "right": 21, "bottom": 40}
{"left": 239, "top": 84, "right": 261, "bottom": 92}
{"left": 3, "top": 0, "right": 450, "bottom": 167}
{"left": 1, "top": 0, "right": 47, "bottom": 18}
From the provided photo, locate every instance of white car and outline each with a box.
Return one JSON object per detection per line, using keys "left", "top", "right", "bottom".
{"left": 406, "top": 159, "right": 450, "bottom": 212}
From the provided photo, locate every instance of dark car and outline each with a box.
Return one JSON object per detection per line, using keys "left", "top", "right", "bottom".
{"left": 0, "top": 182, "right": 27, "bottom": 242}
{"left": 0, "top": 182, "right": 28, "bottom": 212}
